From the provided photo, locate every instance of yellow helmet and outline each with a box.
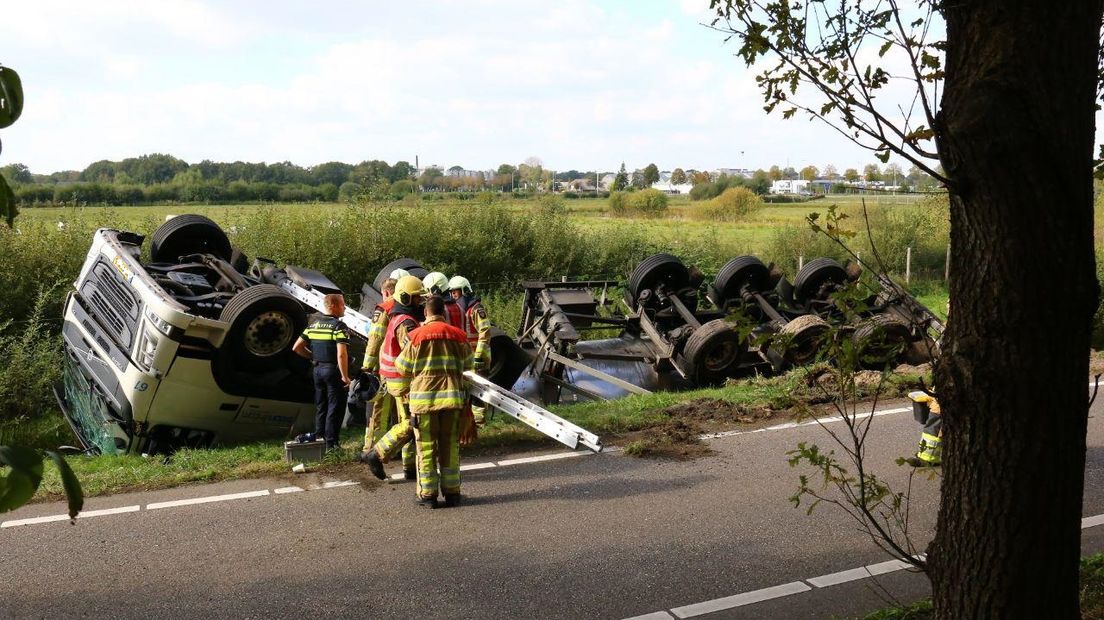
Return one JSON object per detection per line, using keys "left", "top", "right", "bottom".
{"left": 423, "top": 271, "right": 449, "bottom": 295}
{"left": 448, "top": 275, "right": 472, "bottom": 293}
{"left": 394, "top": 275, "right": 428, "bottom": 305}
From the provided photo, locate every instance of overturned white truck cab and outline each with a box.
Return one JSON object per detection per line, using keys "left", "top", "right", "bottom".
{"left": 57, "top": 215, "right": 579, "bottom": 456}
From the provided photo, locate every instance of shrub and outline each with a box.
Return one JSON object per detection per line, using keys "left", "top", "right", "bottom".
{"left": 689, "top": 175, "right": 749, "bottom": 201}
{"left": 608, "top": 191, "right": 628, "bottom": 215}
{"left": 691, "top": 187, "right": 764, "bottom": 222}
{"left": 629, "top": 189, "right": 669, "bottom": 216}
{"left": 389, "top": 179, "right": 416, "bottom": 199}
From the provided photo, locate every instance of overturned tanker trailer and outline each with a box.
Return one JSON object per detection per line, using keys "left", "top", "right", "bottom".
{"left": 511, "top": 253, "right": 943, "bottom": 405}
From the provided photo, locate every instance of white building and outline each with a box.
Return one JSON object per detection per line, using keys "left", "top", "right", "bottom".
{"left": 770, "top": 179, "right": 810, "bottom": 194}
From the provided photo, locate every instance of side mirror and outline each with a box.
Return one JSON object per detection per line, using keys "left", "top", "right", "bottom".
{"left": 0, "top": 66, "right": 24, "bottom": 129}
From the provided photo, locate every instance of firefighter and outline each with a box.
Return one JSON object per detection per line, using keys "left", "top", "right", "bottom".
{"left": 391, "top": 295, "right": 473, "bottom": 508}
{"left": 448, "top": 275, "right": 491, "bottom": 425}
{"left": 292, "top": 293, "right": 351, "bottom": 450}
{"left": 362, "top": 275, "right": 426, "bottom": 479}
{"left": 906, "top": 391, "right": 942, "bottom": 467}
{"left": 358, "top": 268, "right": 418, "bottom": 464}
{"left": 424, "top": 271, "right": 463, "bottom": 330}
{"left": 358, "top": 277, "right": 399, "bottom": 455}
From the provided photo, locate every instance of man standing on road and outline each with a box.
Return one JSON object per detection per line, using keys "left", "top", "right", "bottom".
{"left": 391, "top": 295, "right": 472, "bottom": 508}
{"left": 292, "top": 293, "right": 351, "bottom": 450}
{"left": 448, "top": 275, "right": 492, "bottom": 426}
{"left": 362, "top": 275, "right": 426, "bottom": 479}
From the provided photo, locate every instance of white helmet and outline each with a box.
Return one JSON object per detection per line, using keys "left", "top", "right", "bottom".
{"left": 448, "top": 275, "right": 472, "bottom": 293}
{"left": 389, "top": 268, "right": 410, "bottom": 280}
{"left": 423, "top": 271, "right": 449, "bottom": 295}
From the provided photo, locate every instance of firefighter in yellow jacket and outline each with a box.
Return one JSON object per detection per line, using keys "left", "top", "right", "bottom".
{"left": 448, "top": 275, "right": 491, "bottom": 425}
{"left": 361, "top": 274, "right": 425, "bottom": 479}
{"left": 358, "top": 275, "right": 403, "bottom": 459}
{"left": 388, "top": 295, "right": 473, "bottom": 508}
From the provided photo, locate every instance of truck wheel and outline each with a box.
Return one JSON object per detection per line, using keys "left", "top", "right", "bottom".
{"left": 793, "top": 257, "right": 847, "bottom": 304}
{"left": 709, "top": 255, "right": 770, "bottom": 307}
{"left": 773, "top": 314, "right": 830, "bottom": 367}
{"left": 219, "top": 284, "right": 306, "bottom": 372}
{"left": 852, "top": 314, "right": 912, "bottom": 368}
{"left": 678, "top": 319, "right": 746, "bottom": 385}
{"left": 373, "top": 258, "right": 429, "bottom": 291}
{"left": 628, "top": 254, "right": 689, "bottom": 309}
{"left": 484, "top": 327, "right": 531, "bottom": 389}
{"left": 150, "top": 214, "right": 232, "bottom": 263}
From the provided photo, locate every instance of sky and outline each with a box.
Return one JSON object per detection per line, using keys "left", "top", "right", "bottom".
{"left": 1, "top": 1, "right": 1100, "bottom": 176}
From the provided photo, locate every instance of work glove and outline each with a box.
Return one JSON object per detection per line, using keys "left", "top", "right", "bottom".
{"left": 459, "top": 401, "right": 478, "bottom": 447}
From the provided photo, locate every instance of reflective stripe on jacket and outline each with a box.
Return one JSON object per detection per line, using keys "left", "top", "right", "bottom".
{"left": 379, "top": 311, "right": 418, "bottom": 379}
{"left": 392, "top": 317, "right": 473, "bottom": 414}
{"left": 464, "top": 302, "right": 491, "bottom": 362}
{"left": 362, "top": 297, "right": 395, "bottom": 370}
{"left": 301, "top": 315, "right": 348, "bottom": 363}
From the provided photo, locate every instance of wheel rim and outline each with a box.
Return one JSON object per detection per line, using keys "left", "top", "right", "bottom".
{"left": 243, "top": 311, "right": 294, "bottom": 357}
{"left": 703, "top": 341, "right": 738, "bottom": 372}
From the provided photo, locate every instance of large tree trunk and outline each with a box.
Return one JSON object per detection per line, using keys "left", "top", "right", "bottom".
{"left": 930, "top": 2, "right": 1102, "bottom": 617}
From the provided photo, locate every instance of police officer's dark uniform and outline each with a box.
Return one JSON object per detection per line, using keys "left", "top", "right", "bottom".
{"left": 301, "top": 314, "right": 350, "bottom": 448}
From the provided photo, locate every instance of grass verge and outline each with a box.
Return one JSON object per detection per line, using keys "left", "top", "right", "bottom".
{"left": 857, "top": 553, "right": 1104, "bottom": 619}
{"left": 30, "top": 365, "right": 929, "bottom": 502}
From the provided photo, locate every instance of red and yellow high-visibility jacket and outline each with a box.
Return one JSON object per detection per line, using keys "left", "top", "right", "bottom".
{"left": 392, "top": 316, "right": 473, "bottom": 413}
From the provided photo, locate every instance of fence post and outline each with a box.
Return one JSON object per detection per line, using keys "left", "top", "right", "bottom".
{"left": 906, "top": 246, "right": 912, "bottom": 284}
{"left": 798, "top": 255, "right": 804, "bottom": 271}
{"left": 945, "top": 243, "right": 951, "bottom": 281}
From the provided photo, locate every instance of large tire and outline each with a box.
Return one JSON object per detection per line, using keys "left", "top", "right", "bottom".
{"left": 484, "top": 327, "right": 531, "bottom": 389}
{"left": 852, "top": 314, "right": 912, "bottom": 369}
{"left": 709, "top": 255, "right": 770, "bottom": 306}
{"left": 677, "top": 319, "right": 746, "bottom": 385}
{"left": 773, "top": 314, "right": 830, "bottom": 366}
{"left": 150, "top": 214, "right": 232, "bottom": 263}
{"left": 373, "top": 258, "right": 428, "bottom": 291}
{"left": 219, "top": 284, "right": 307, "bottom": 372}
{"left": 628, "top": 254, "right": 689, "bottom": 308}
{"left": 793, "top": 257, "right": 847, "bottom": 304}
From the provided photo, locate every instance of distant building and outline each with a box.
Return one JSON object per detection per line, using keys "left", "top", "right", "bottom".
{"left": 714, "top": 168, "right": 753, "bottom": 178}
{"left": 770, "top": 179, "right": 810, "bottom": 194}
{"left": 650, "top": 172, "right": 692, "bottom": 194}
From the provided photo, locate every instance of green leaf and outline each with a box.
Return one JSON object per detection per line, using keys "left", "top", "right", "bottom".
{"left": 875, "top": 150, "right": 891, "bottom": 163}
{"left": 0, "top": 174, "right": 17, "bottom": 228}
{"left": 782, "top": 108, "right": 797, "bottom": 120}
{"left": 878, "top": 41, "right": 893, "bottom": 57}
{"left": 45, "top": 451, "right": 84, "bottom": 519}
{"left": 0, "top": 446, "right": 44, "bottom": 513}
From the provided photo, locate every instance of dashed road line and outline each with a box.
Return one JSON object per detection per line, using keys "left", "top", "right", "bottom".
{"left": 146, "top": 489, "right": 270, "bottom": 511}
{"left": 623, "top": 612, "right": 676, "bottom": 620}
{"left": 273, "top": 486, "right": 304, "bottom": 494}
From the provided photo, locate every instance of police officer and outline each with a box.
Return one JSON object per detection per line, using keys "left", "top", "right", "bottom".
{"left": 292, "top": 293, "right": 351, "bottom": 450}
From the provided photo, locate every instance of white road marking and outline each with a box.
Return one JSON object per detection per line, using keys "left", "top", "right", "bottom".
{"left": 622, "top": 612, "right": 675, "bottom": 620}
{"left": 460, "top": 462, "right": 496, "bottom": 471}
{"left": 669, "top": 581, "right": 811, "bottom": 618}
{"left": 1, "top": 514, "right": 71, "bottom": 528}
{"left": 1, "top": 504, "right": 141, "bottom": 528}
{"left": 146, "top": 490, "right": 270, "bottom": 511}
{"left": 273, "top": 486, "right": 304, "bottom": 494}
{"left": 864, "top": 558, "right": 914, "bottom": 576}
{"left": 317, "top": 480, "right": 358, "bottom": 489}
{"left": 497, "top": 452, "right": 587, "bottom": 466}
{"left": 806, "top": 566, "right": 875, "bottom": 588}
{"left": 80, "top": 505, "right": 141, "bottom": 518}
{"left": 1084, "top": 514, "right": 1104, "bottom": 529}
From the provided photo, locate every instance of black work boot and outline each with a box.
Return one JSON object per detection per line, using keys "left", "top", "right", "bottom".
{"left": 362, "top": 451, "right": 386, "bottom": 480}
{"left": 443, "top": 494, "right": 462, "bottom": 508}
{"left": 416, "top": 496, "right": 438, "bottom": 509}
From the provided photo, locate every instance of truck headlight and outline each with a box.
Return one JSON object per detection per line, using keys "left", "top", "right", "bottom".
{"left": 138, "top": 328, "right": 159, "bottom": 369}
{"left": 144, "top": 307, "right": 175, "bottom": 336}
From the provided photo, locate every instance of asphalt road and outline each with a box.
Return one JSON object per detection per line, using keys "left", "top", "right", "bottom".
{"left": 5, "top": 394, "right": 1104, "bottom": 619}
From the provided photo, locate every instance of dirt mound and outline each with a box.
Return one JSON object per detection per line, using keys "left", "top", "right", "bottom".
{"left": 623, "top": 419, "right": 713, "bottom": 461}
{"left": 798, "top": 369, "right": 891, "bottom": 404}
{"left": 663, "top": 398, "right": 773, "bottom": 423}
